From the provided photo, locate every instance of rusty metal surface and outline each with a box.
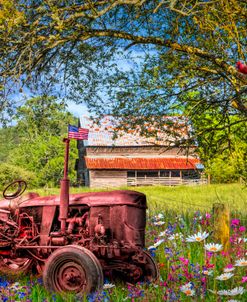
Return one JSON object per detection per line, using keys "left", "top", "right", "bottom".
{"left": 80, "top": 115, "right": 189, "bottom": 146}
{"left": 0, "top": 139, "right": 158, "bottom": 294}
{"left": 85, "top": 156, "right": 200, "bottom": 170}
{"left": 0, "top": 188, "right": 157, "bottom": 293}
{"left": 14, "top": 190, "right": 147, "bottom": 209}
{"left": 40, "top": 206, "right": 56, "bottom": 246}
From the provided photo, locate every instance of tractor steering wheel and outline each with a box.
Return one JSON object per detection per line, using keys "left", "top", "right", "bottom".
{"left": 2, "top": 180, "right": 27, "bottom": 200}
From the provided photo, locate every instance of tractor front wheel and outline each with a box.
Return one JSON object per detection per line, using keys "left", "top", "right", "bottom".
{"left": 43, "top": 245, "right": 103, "bottom": 294}
{"left": 142, "top": 250, "right": 159, "bottom": 282}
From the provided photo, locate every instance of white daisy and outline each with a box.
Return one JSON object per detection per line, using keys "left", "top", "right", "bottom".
{"left": 103, "top": 283, "right": 115, "bottom": 289}
{"left": 215, "top": 273, "right": 234, "bottom": 280}
{"left": 153, "top": 213, "right": 164, "bottom": 221}
{"left": 204, "top": 243, "right": 223, "bottom": 252}
{"left": 217, "top": 289, "right": 229, "bottom": 296}
{"left": 224, "top": 267, "right": 235, "bottom": 273}
{"left": 234, "top": 258, "right": 247, "bottom": 267}
{"left": 148, "top": 238, "right": 164, "bottom": 249}
{"left": 180, "top": 282, "right": 195, "bottom": 296}
{"left": 181, "top": 288, "right": 195, "bottom": 296}
{"left": 181, "top": 282, "right": 193, "bottom": 289}
{"left": 218, "top": 287, "right": 245, "bottom": 296}
{"left": 186, "top": 231, "right": 209, "bottom": 242}
{"left": 228, "top": 287, "right": 245, "bottom": 296}
{"left": 168, "top": 233, "right": 183, "bottom": 240}
{"left": 153, "top": 220, "right": 165, "bottom": 226}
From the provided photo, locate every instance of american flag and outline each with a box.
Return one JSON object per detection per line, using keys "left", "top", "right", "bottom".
{"left": 68, "top": 125, "right": 89, "bottom": 140}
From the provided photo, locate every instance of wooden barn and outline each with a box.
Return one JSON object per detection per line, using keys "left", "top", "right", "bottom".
{"left": 76, "top": 116, "right": 205, "bottom": 188}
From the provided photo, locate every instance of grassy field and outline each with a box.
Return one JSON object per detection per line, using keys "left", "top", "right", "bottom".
{"left": 0, "top": 183, "right": 246, "bottom": 301}
{"left": 36, "top": 183, "right": 247, "bottom": 214}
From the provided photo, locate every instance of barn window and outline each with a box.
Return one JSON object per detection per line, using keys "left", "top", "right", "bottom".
{"left": 171, "top": 170, "right": 180, "bottom": 177}
{"left": 182, "top": 170, "right": 199, "bottom": 179}
{"left": 137, "top": 171, "right": 158, "bottom": 177}
{"left": 127, "top": 171, "right": 135, "bottom": 177}
{"left": 160, "top": 170, "right": 170, "bottom": 177}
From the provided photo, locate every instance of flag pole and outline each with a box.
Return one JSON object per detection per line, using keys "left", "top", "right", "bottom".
{"left": 59, "top": 137, "right": 70, "bottom": 234}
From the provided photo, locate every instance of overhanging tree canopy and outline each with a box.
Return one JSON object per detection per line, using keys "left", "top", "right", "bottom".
{"left": 0, "top": 0, "right": 246, "bottom": 134}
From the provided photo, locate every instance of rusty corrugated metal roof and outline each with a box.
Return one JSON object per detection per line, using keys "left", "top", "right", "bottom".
{"left": 80, "top": 115, "right": 189, "bottom": 147}
{"left": 85, "top": 157, "right": 200, "bottom": 170}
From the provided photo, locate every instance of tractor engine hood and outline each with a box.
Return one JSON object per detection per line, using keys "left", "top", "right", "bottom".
{"left": 0, "top": 190, "right": 147, "bottom": 211}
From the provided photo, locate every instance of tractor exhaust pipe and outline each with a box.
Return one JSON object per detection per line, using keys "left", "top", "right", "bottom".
{"left": 59, "top": 138, "right": 70, "bottom": 234}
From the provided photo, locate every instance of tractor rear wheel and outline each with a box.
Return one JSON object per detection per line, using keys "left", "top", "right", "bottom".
{"left": 43, "top": 245, "right": 103, "bottom": 294}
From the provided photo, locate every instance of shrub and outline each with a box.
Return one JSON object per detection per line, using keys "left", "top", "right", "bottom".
{"left": 206, "top": 143, "right": 247, "bottom": 183}
{"left": 0, "top": 163, "right": 38, "bottom": 190}
{"left": 7, "top": 136, "right": 77, "bottom": 188}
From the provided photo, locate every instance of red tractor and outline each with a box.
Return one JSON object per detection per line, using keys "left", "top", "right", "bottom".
{"left": 0, "top": 139, "right": 158, "bottom": 294}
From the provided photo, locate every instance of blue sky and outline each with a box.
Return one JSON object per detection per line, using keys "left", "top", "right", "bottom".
{"left": 67, "top": 102, "right": 89, "bottom": 117}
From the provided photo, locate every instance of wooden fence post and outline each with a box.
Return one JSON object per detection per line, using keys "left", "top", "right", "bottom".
{"left": 213, "top": 203, "right": 230, "bottom": 252}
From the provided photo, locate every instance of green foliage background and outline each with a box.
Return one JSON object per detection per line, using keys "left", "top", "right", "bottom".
{"left": 0, "top": 96, "right": 78, "bottom": 189}
{"left": 0, "top": 0, "right": 247, "bottom": 187}
{"left": 0, "top": 94, "right": 246, "bottom": 188}
{"left": 187, "top": 104, "right": 247, "bottom": 183}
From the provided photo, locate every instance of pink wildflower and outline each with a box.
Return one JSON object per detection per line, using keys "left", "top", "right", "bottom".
{"left": 231, "top": 219, "right": 240, "bottom": 226}
{"left": 179, "top": 257, "right": 189, "bottom": 265}
{"left": 221, "top": 250, "right": 229, "bottom": 257}
{"left": 205, "top": 259, "right": 214, "bottom": 269}
{"left": 205, "top": 213, "right": 211, "bottom": 219}
{"left": 206, "top": 251, "right": 213, "bottom": 258}
{"left": 239, "top": 226, "right": 246, "bottom": 232}
{"left": 241, "top": 276, "right": 247, "bottom": 283}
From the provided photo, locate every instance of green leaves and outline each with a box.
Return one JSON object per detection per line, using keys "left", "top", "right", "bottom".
{"left": 15, "top": 96, "right": 74, "bottom": 140}
{"left": 0, "top": 0, "right": 25, "bottom": 31}
{"left": 0, "top": 0, "right": 246, "bottom": 172}
{"left": 0, "top": 96, "right": 78, "bottom": 187}
{"left": 8, "top": 135, "right": 77, "bottom": 187}
{"left": 0, "top": 163, "right": 37, "bottom": 189}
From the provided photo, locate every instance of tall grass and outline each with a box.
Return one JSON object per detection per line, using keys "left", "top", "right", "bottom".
{"left": 135, "top": 183, "right": 247, "bottom": 216}
{"left": 35, "top": 183, "right": 247, "bottom": 214}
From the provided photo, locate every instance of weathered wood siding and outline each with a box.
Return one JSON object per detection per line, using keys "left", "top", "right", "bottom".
{"left": 89, "top": 170, "right": 127, "bottom": 188}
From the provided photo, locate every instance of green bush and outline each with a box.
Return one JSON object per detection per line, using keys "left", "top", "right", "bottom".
{"left": 7, "top": 136, "right": 77, "bottom": 188}
{"left": 0, "top": 163, "right": 38, "bottom": 190}
{"left": 206, "top": 145, "right": 246, "bottom": 183}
